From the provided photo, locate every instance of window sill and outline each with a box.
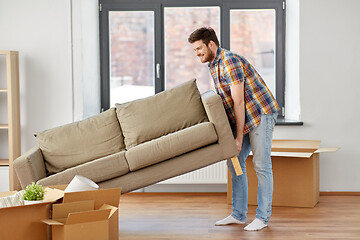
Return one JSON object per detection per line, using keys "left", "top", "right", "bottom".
{"left": 276, "top": 118, "right": 303, "bottom": 126}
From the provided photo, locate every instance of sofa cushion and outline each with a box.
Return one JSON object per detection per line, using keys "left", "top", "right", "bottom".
{"left": 37, "top": 151, "right": 129, "bottom": 186}
{"left": 36, "top": 108, "right": 125, "bottom": 174}
{"left": 116, "top": 79, "right": 208, "bottom": 149}
{"left": 125, "top": 122, "right": 218, "bottom": 171}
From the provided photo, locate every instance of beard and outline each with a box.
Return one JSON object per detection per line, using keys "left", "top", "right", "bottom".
{"left": 199, "top": 47, "right": 215, "bottom": 63}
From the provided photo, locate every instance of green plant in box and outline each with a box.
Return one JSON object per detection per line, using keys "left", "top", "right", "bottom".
{"left": 23, "top": 182, "right": 45, "bottom": 201}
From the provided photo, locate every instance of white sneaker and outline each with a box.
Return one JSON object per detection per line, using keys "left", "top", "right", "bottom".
{"left": 215, "top": 215, "right": 246, "bottom": 226}
{"left": 244, "top": 218, "right": 267, "bottom": 231}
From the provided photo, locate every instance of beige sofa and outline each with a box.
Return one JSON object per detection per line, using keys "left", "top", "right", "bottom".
{"left": 14, "top": 80, "right": 238, "bottom": 193}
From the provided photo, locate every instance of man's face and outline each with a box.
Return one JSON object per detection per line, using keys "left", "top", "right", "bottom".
{"left": 192, "top": 40, "right": 215, "bottom": 63}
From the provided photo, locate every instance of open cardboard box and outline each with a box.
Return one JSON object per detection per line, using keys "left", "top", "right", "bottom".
{"left": 0, "top": 186, "right": 65, "bottom": 240}
{"left": 0, "top": 186, "right": 121, "bottom": 240}
{"left": 227, "top": 140, "right": 339, "bottom": 207}
{"left": 42, "top": 188, "right": 121, "bottom": 240}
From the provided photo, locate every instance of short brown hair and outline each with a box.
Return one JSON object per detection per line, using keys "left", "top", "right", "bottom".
{"left": 188, "top": 27, "right": 219, "bottom": 47}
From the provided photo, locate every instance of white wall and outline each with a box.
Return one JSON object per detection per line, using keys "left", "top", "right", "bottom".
{"left": 72, "top": 0, "right": 101, "bottom": 121}
{"left": 275, "top": 0, "right": 360, "bottom": 191}
{"left": 0, "top": 0, "right": 73, "bottom": 148}
{"left": 0, "top": 0, "right": 359, "bottom": 192}
{"left": 0, "top": 167, "right": 9, "bottom": 191}
{"left": 285, "top": 0, "right": 300, "bottom": 120}
{"left": 0, "top": 0, "right": 73, "bottom": 191}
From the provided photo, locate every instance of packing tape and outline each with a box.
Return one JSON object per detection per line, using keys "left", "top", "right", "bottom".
{"left": 231, "top": 156, "right": 243, "bottom": 176}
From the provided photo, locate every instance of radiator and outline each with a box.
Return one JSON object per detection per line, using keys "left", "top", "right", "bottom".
{"left": 159, "top": 160, "right": 228, "bottom": 184}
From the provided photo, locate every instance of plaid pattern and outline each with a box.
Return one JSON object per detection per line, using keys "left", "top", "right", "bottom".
{"left": 209, "top": 48, "right": 280, "bottom": 134}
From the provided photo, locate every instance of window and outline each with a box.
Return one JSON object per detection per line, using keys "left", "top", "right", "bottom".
{"left": 109, "top": 10, "right": 155, "bottom": 106}
{"left": 100, "top": 0, "right": 285, "bottom": 117}
{"left": 164, "top": 7, "right": 220, "bottom": 93}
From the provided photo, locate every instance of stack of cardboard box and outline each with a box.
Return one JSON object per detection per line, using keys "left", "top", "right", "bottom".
{"left": 0, "top": 186, "right": 121, "bottom": 240}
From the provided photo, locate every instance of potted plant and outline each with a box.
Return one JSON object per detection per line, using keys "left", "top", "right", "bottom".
{"left": 23, "top": 182, "right": 45, "bottom": 205}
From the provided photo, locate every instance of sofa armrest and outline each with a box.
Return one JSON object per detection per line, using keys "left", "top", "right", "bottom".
{"left": 201, "top": 91, "right": 238, "bottom": 159}
{"left": 13, "top": 147, "right": 47, "bottom": 189}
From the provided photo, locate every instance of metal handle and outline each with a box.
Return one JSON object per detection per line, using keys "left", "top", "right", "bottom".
{"left": 156, "top": 63, "right": 160, "bottom": 78}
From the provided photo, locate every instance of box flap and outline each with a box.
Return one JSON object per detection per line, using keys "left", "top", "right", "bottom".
{"left": 66, "top": 208, "right": 111, "bottom": 225}
{"left": 249, "top": 151, "right": 314, "bottom": 158}
{"left": 314, "top": 147, "right": 340, "bottom": 153}
{"left": 53, "top": 200, "right": 94, "bottom": 219}
{"left": 270, "top": 152, "right": 314, "bottom": 158}
{"left": 0, "top": 188, "right": 64, "bottom": 209}
{"left": 63, "top": 188, "right": 121, "bottom": 208}
{"left": 45, "top": 184, "right": 68, "bottom": 191}
{"left": 43, "top": 188, "right": 65, "bottom": 203}
{"left": 42, "top": 219, "right": 65, "bottom": 226}
{"left": 272, "top": 140, "right": 321, "bottom": 153}
{"left": 99, "top": 204, "right": 118, "bottom": 218}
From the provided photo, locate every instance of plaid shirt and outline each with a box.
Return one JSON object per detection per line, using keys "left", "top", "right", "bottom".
{"left": 209, "top": 47, "right": 280, "bottom": 135}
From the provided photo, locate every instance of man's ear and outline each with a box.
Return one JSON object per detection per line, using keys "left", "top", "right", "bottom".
{"left": 209, "top": 40, "right": 217, "bottom": 51}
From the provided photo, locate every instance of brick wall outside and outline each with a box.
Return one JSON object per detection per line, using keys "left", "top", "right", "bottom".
{"left": 109, "top": 8, "right": 274, "bottom": 95}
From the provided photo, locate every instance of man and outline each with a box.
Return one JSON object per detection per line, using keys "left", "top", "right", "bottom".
{"left": 188, "top": 27, "right": 279, "bottom": 231}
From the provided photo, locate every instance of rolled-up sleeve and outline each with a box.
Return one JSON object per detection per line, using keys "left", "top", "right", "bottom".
{"left": 223, "top": 57, "right": 245, "bottom": 86}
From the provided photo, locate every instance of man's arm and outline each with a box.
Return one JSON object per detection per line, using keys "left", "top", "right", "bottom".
{"left": 230, "top": 82, "right": 245, "bottom": 152}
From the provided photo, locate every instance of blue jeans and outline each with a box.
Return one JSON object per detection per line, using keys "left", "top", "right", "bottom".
{"left": 228, "top": 112, "right": 277, "bottom": 224}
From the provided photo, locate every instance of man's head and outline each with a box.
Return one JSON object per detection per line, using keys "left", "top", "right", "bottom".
{"left": 188, "top": 27, "right": 219, "bottom": 63}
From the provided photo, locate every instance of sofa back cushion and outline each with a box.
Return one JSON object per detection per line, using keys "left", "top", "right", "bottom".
{"left": 36, "top": 108, "right": 125, "bottom": 174}
{"left": 116, "top": 79, "right": 208, "bottom": 149}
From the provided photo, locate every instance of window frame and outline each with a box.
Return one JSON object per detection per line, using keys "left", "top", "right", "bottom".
{"left": 99, "top": 0, "right": 286, "bottom": 117}
{"left": 99, "top": 2, "right": 162, "bottom": 110}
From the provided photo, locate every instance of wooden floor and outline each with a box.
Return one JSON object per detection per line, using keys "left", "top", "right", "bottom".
{"left": 119, "top": 193, "right": 360, "bottom": 240}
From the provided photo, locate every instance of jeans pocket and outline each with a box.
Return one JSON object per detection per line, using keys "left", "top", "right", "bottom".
{"left": 273, "top": 112, "right": 278, "bottom": 122}
{"left": 268, "top": 117, "right": 275, "bottom": 132}
{"left": 264, "top": 113, "right": 277, "bottom": 132}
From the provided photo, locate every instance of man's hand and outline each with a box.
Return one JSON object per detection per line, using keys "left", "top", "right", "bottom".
{"left": 235, "top": 136, "right": 243, "bottom": 152}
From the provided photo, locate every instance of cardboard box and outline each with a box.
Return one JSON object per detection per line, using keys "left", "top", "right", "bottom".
{"left": 0, "top": 187, "right": 65, "bottom": 240}
{"left": 43, "top": 188, "right": 121, "bottom": 240}
{"left": 227, "top": 140, "right": 339, "bottom": 207}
